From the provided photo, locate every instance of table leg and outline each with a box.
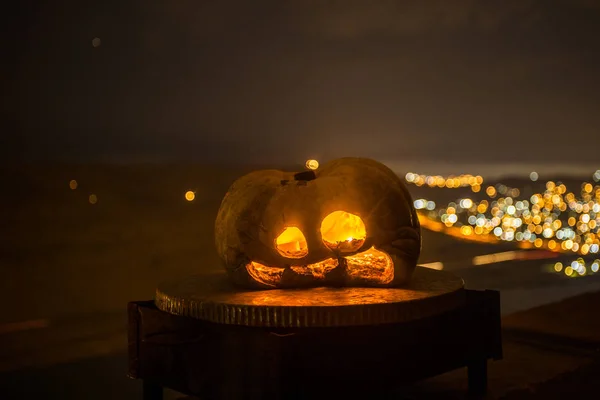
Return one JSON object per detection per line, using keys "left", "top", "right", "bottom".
{"left": 467, "top": 358, "right": 488, "bottom": 396}
{"left": 143, "top": 380, "right": 163, "bottom": 400}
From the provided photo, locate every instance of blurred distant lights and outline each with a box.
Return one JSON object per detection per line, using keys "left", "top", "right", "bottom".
{"left": 92, "top": 37, "right": 101, "bottom": 47}
{"left": 89, "top": 194, "right": 98, "bottom": 205}
{"left": 554, "top": 262, "right": 563, "bottom": 272}
{"left": 412, "top": 170, "right": 600, "bottom": 257}
{"left": 460, "top": 198, "right": 473, "bottom": 209}
{"left": 594, "top": 170, "right": 600, "bottom": 182}
{"left": 185, "top": 191, "right": 196, "bottom": 202}
{"left": 552, "top": 258, "right": 599, "bottom": 277}
{"left": 473, "top": 251, "right": 518, "bottom": 266}
{"left": 69, "top": 179, "right": 78, "bottom": 190}
{"left": 530, "top": 172, "right": 539, "bottom": 182}
{"left": 305, "top": 159, "right": 319, "bottom": 170}
{"left": 405, "top": 172, "right": 483, "bottom": 190}
{"left": 571, "top": 259, "right": 586, "bottom": 276}
{"left": 420, "top": 262, "right": 444, "bottom": 270}
{"left": 414, "top": 199, "right": 436, "bottom": 210}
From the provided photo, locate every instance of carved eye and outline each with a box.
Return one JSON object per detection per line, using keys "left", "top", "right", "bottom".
{"left": 320, "top": 211, "right": 366, "bottom": 253}
{"left": 275, "top": 227, "right": 308, "bottom": 258}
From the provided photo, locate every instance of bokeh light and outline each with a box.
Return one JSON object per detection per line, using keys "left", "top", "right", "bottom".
{"left": 530, "top": 172, "right": 539, "bottom": 181}
{"left": 185, "top": 191, "right": 196, "bottom": 202}
{"left": 554, "top": 262, "right": 563, "bottom": 272}
{"left": 305, "top": 159, "right": 319, "bottom": 170}
{"left": 552, "top": 258, "right": 600, "bottom": 277}
{"left": 89, "top": 194, "right": 98, "bottom": 204}
{"left": 69, "top": 179, "right": 78, "bottom": 190}
{"left": 565, "top": 266, "right": 574, "bottom": 276}
{"left": 405, "top": 172, "right": 483, "bottom": 189}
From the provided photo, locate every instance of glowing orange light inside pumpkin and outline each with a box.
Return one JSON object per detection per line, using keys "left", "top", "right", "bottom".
{"left": 291, "top": 258, "right": 338, "bottom": 279}
{"left": 246, "top": 261, "right": 284, "bottom": 287}
{"left": 345, "top": 246, "right": 394, "bottom": 284}
{"left": 275, "top": 227, "right": 308, "bottom": 258}
{"left": 248, "top": 213, "right": 394, "bottom": 286}
{"left": 320, "top": 211, "right": 366, "bottom": 252}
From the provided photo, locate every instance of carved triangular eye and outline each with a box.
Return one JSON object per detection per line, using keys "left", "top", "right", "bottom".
{"left": 275, "top": 227, "right": 308, "bottom": 258}
{"left": 320, "top": 211, "right": 366, "bottom": 253}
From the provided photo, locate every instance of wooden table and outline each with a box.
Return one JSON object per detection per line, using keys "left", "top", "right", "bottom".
{"left": 128, "top": 268, "right": 502, "bottom": 399}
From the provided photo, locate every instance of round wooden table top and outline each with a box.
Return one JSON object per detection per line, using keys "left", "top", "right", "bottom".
{"left": 155, "top": 267, "right": 465, "bottom": 328}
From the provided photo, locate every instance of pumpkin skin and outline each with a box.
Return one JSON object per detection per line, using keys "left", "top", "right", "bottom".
{"left": 214, "top": 157, "right": 421, "bottom": 289}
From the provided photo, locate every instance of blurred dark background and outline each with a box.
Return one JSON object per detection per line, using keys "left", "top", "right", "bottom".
{"left": 2, "top": 1, "right": 600, "bottom": 399}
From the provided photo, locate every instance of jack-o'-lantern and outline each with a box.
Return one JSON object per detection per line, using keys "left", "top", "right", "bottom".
{"left": 215, "top": 157, "right": 421, "bottom": 289}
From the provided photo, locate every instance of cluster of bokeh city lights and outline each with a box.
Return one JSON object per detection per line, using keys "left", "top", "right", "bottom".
{"left": 413, "top": 177, "right": 600, "bottom": 258}
{"left": 405, "top": 172, "right": 484, "bottom": 192}
{"left": 553, "top": 259, "right": 600, "bottom": 278}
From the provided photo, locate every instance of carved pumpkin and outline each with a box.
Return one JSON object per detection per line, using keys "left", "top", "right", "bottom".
{"left": 215, "top": 157, "right": 421, "bottom": 289}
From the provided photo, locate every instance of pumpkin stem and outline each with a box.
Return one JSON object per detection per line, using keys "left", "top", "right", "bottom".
{"left": 293, "top": 170, "right": 317, "bottom": 181}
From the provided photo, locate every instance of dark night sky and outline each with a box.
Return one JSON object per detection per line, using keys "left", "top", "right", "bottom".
{"left": 2, "top": 0, "right": 600, "bottom": 175}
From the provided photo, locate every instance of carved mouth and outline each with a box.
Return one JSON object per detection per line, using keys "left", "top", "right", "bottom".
{"left": 344, "top": 247, "right": 394, "bottom": 284}
{"left": 245, "top": 246, "right": 395, "bottom": 288}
